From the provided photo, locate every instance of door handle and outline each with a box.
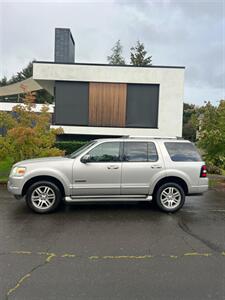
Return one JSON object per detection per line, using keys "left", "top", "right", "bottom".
{"left": 107, "top": 165, "right": 119, "bottom": 170}
{"left": 151, "top": 165, "right": 162, "bottom": 169}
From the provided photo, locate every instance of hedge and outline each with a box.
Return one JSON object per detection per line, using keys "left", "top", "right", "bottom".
{"left": 55, "top": 141, "right": 87, "bottom": 155}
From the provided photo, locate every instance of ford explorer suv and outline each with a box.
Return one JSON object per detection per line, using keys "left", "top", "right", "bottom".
{"left": 8, "top": 137, "right": 208, "bottom": 213}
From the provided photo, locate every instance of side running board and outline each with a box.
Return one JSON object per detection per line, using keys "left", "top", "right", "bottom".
{"left": 64, "top": 195, "right": 152, "bottom": 202}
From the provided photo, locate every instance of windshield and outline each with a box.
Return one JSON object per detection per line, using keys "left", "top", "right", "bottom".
{"left": 68, "top": 141, "right": 97, "bottom": 159}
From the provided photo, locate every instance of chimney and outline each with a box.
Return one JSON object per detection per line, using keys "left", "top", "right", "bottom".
{"left": 54, "top": 28, "right": 75, "bottom": 63}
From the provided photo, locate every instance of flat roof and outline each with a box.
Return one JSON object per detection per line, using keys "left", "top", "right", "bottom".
{"left": 35, "top": 61, "right": 185, "bottom": 69}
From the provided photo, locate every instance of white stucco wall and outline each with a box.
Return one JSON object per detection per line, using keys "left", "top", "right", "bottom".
{"left": 33, "top": 63, "right": 185, "bottom": 137}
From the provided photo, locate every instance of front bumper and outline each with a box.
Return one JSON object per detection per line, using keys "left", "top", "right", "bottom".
{"left": 7, "top": 177, "right": 24, "bottom": 196}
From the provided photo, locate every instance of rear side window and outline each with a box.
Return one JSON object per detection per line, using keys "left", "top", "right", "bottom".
{"left": 165, "top": 142, "right": 202, "bottom": 162}
{"left": 124, "top": 142, "right": 158, "bottom": 162}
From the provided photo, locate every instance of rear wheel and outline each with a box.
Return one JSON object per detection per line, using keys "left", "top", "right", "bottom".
{"left": 155, "top": 182, "right": 185, "bottom": 213}
{"left": 26, "top": 181, "right": 62, "bottom": 213}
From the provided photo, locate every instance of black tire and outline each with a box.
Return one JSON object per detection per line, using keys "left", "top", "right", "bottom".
{"left": 155, "top": 182, "right": 185, "bottom": 213}
{"left": 26, "top": 181, "right": 62, "bottom": 214}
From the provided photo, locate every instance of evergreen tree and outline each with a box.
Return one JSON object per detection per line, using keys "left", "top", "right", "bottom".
{"left": 0, "top": 76, "right": 8, "bottom": 87}
{"left": 130, "top": 41, "right": 152, "bottom": 66}
{"left": 107, "top": 40, "right": 125, "bottom": 65}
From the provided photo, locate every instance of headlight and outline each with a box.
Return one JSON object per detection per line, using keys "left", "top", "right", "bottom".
{"left": 11, "top": 167, "right": 26, "bottom": 177}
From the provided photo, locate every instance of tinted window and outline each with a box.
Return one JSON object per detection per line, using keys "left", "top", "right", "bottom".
{"left": 88, "top": 142, "right": 120, "bottom": 162}
{"left": 124, "top": 142, "right": 158, "bottom": 162}
{"left": 165, "top": 142, "right": 202, "bottom": 162}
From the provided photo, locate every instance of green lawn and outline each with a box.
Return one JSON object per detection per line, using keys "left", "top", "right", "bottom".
{"left": 0, "top": 158, "right": 13, "bottom": 183}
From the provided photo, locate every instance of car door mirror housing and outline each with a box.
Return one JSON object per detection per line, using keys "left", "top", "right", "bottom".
{"left": 81, "top": 154, "right": 91, "bottom": 164}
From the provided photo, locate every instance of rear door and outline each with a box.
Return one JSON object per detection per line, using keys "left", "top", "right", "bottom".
{"left": 121, "top": 141, "right": 163, "bottom": 195}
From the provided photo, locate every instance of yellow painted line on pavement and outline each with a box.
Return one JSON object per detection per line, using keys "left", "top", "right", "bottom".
{"left": 37, "top": 251, "right": 57, "bottom": 262}
{"left": 46, "top": 253, "right": 56, "bottom": 262}
{"left": 11, "top": 251, "right": 32, "bottom": 255}
{"left": 61, "top": 253, "right": 76, "bottom": 258}
{"left": 7, "top": 273, "right": 31, "bottom": 296}
{"left": 9, "top": 250, "right": 225, "bottom": 261}
{"left": 100, "top": 255, "right": 153, "bottom": 260}
{"left": 184, "top": 252, "right": 212, "bottom": 257}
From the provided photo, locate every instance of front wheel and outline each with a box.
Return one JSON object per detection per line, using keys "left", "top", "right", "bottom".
{"left": 155, "top": 182, "right": 185, "bottom": 213}
{"left": 26, "top": 181, "right": 62, "bottom": 213}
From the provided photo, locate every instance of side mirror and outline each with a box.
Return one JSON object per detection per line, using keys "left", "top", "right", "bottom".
{"left": 81, "top": 154, "right": 91, "bottom": 164}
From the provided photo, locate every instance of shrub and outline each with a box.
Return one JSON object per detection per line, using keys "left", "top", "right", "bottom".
{"left": 197, "top": 100, "right": 225, "bottom": 170}
{"left": 0, "top": 89, "right": 64, "bottom": 163}
{"left": 205, "top": 162, "right": 222, "bottom": 175}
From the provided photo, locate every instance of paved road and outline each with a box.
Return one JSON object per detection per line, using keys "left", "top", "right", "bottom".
{"left": 0, "top": 187, "right": 224, "bottom": 300}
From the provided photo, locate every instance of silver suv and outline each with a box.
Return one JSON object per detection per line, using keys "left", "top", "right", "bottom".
{"left": 8, "top": 137, "right": 208, "bottom": 213}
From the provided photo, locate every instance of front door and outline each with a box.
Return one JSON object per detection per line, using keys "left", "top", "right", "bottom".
{"left": 121, "top": 141, "right": 163, "bottom": 195}
{"left": 72, "top": 142, "right": 122, "bottom": 195}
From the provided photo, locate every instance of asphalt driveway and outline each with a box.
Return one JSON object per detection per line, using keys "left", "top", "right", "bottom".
{"left": 0, "top": 186, "right": 224, "bottom": 300}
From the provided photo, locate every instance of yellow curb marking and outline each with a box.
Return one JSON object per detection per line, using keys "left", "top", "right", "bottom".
{"left": 7, "top": 273, "right": 31, "bottom": 296}
{"left": 222, "top": 252, "right": 225, "bottom": 256}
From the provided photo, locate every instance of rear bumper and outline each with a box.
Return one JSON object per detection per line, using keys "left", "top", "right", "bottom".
{"left": 188, "top": 184, "right": 208, "bottom": 195}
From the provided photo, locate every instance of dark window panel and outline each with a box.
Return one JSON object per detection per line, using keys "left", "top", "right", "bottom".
{"left": 55, "top": 81, "right": 89, "bottom": 126}
{"left": 126, "top": 84, "right": 159, "bottom": 128}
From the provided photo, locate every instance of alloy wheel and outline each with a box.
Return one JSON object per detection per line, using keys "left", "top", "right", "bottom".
{"left": 31, "top": 185, "right": 56, "bottom": 210}
{"left": 160, "top": 187, "right": 181, "bottom": 209}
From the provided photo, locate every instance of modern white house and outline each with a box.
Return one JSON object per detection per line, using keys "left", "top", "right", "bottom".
{"left": 0, "top": 28, "right": 185, "bottom": 139}
{"left": 33, "top": 62, "right": 185, "bottom": 138}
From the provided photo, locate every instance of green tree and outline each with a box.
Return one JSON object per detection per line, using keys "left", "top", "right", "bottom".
{"left": 8, "top": 61, "right": 33, "bottom": 84}
{"left": 197, "top": 100, "right": 225, "bottom": 169}
{"left": 182, "top": 102, "right": 197, "bottom": 141}
{"left": 0, "top": 89, "right": 64, "bottom": 163}
{"left": 130, "top": 41, "right": 152, "bottom": 66}
{"left": 107, "top": 40, "right": 126, "bottom": 65}
{"left": 0, "top": 76, "right": 8, "bottom": 87}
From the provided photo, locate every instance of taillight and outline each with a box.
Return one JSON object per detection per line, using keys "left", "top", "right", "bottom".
{"left": 200, "top": 165, "right": 207, "bottom": 177}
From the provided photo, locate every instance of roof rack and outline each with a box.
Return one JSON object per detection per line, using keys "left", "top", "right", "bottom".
{"left": 122, "top": 136, "right": 183, "bottom": 140}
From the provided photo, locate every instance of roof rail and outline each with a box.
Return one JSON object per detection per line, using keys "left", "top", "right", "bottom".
{"left": 122, "top": 135, "right": 183, "bottom": 140}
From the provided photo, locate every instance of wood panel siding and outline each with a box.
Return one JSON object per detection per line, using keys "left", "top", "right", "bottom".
{"left": 89, "top": 82, "right": 127, "bottom": 127}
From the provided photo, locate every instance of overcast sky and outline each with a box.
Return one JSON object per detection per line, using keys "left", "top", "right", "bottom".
{"left": 0, "top": 0, "right": 224, "bottom": 105}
